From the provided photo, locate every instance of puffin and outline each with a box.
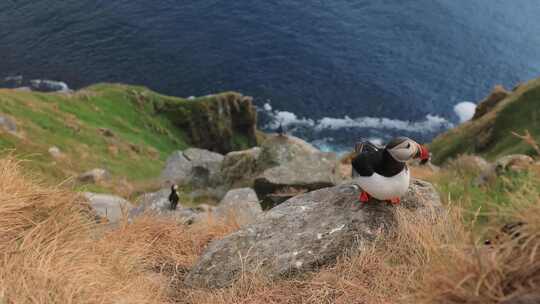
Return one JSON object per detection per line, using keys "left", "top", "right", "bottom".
{"left": 351, "top": 137, "right": 429, "bottom": 204}
{"left": 169, "top": 184, "right": 180, "bottom": 210}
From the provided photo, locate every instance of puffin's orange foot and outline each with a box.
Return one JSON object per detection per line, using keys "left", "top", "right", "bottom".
{"left": 359, "top": 191, "right": 371, "bottom": 203}
{"left": 389, "top": 197, "right": 401, "bottom": 205}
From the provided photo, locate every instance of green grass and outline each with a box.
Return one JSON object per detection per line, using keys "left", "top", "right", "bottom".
{"left": 431, "top": 156, "right": 540, "bottom": 228}
{"left": 430, "top": 78, "right": 540, "bottom": 164}
{"left": 0, "top": 84, "right": 256, "bottom": 193}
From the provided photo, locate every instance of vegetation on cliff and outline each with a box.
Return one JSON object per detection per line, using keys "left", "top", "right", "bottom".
{"left": 430, "top": 78, "right": 540, "bottom": 164}
{"left": 0, "top": 84, "right": 257, "bottom": 189}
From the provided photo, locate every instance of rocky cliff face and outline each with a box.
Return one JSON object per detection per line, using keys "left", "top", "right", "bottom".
{"left": 154, "top": 92, "right": 258, "bottom": 154}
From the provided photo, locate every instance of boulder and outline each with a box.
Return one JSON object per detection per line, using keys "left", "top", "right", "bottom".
{"left": 185, "top": 179, "right": 442, "bottom": 288}
{"left": 83, "top": 192, "right": 133, "bottom": 223}
{"left": 221, "top": 147, "right": 261, "bottom": 186}
{"left": 132, "top": 189, "right": 175, "bottom": 214}
{"left": 0, "top": 115, "right": 17, "bottom": 134}
{"left": 474, "top": 154, "right": 534, "bottom": 186}
{"left": 254, "top": 152, "right": 340, "bottom": 209}
{"left": 257, "top": 135, "right": 320, "bottom": 169}
{"left": 161, "top": 152, "right": 192, "bottom": 185}
{"left": 495, "top": 154, "right": 534, "bottom": 173}
{"left": 161, "top": 148, "right": 224, "bottom": 189}
{"left": 184, "top": 148, "right": 224, "bottom": 188}
{"left": 216, "top": 188, "right": 262, "bottom": 225}
{"left": 77, "top": 168, "right": 111, "bottom": 184}
{"left": 472, "top": 85, "right": 509, "bottom": 120}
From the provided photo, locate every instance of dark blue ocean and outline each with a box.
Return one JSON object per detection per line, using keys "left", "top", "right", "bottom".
{"left": 1, "top": 1, "right": 540, "bottom": 151}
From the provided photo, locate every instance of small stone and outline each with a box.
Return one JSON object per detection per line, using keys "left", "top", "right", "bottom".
{"left": 98, "top": 128, "right": 115, "bottom": 137}
{"left": 48, "top": 146, "right": 63, "bottom": 159}
{"left": 0, "top": 115, "right": 17, "bottom": 134}
{"left": 78, "top": 168, "right": 111, "bottom": 184}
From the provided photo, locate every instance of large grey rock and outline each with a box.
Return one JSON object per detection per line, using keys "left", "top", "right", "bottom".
{"left": 221, "top": 147, "right": 261, "bottom": 186}
{"left": 216, "top": 188, "right": 262, "bottom": 225}
{"left": 161, "top": 148, "right": 224, "bottom": 188}
{"left": 161, "top": 152, "right": 192, "bottom": 185}
{"left": 83, "top": 192, "right": 133, "bottom": 223}
{"left": 254, "top": 152, "right": 340, "bottom": 209}
{"left": 133, "top": 189, "right": 175, "bottom": 214}
{"left": 185, "top": 179, "right": 442, "bottom": 288}
{"left": 257, "top": 135, "right": 320, "bottom": 169}
{"left": 0, "top": 115, "right": 17, "bottom": 134}
{"left": 77, "top": 168, "right": 111, "bottom": 184}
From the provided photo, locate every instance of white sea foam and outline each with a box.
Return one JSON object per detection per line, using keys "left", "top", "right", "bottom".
{"left": 453, "top": 101, "right": 477, "bottom": 123}
{"left": 262, "top": 103, "right": 454, "bottom": 134}
{"left": 266, "top": 110, "right": 315, "bottom": 129}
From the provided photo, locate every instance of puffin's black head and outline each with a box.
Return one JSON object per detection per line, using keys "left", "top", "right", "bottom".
{"left": 385, "top": 137, "right": 429, "bottom": 163}
{"left": 171, "top": 184, "right": 178, "bottom": 191}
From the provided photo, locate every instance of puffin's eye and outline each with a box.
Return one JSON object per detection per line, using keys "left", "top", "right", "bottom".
{"left": 406, "top": 143, "right": 411, "bottom": 149}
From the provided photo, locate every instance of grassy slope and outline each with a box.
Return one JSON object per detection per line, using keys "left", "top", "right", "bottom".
{"left": 430, "top": 78, "right": 540, "bottom": 164}
{"left": 0, "top": 84, "right": 251, "bottom": 193}
{"left": 2, "top": 155, "right": 539, "bottom": 304}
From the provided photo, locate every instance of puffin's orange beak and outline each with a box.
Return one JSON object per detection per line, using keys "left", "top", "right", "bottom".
{"left": 416, "top": 144, "right": 430, "bottom": 161}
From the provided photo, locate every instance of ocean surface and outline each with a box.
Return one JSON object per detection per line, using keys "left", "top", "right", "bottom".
{"left": 1, "top": 0, "right": 540, "bottom": 152}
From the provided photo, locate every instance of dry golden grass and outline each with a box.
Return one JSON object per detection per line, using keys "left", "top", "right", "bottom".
{"left": 1, "top": 155, "right": 539, "bottom": 304}
{"left": 416, "top": 201, "right": 540, "bottom": 303}
{"left": 0, "top": 156, "right": 236, "bottom": 304}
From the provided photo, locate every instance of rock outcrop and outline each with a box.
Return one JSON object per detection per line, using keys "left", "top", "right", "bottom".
{"left": 215, "top": 188, "right": 262, "bottom": 225}
{"left": 472, "top": 85, "right": 509, "bottom": 120}
{"left": 221, "top": 147, "right": 261, "bottom": 187}
{"left": 495, "top": 154, "right": 534, "bottom": 173}
{"left": 185, "top": 179, "right": 442, "bottom": 289}
{"left": 252, "top": 135, "right": 341, "bottom": 209}
{"left": 132, "top": 189, "right": 175, "bottom": 215}
{"left": 256, "top": 135, "right": 320, "bottom": 169}
{"left": 161, "top": 148, "right": 224, "bottom": 189}
{"left": 475, "top": 154, "right": 534, "bottom": 186}
{"left": 254, "top": 152, "right": 340, "bottom": 209}
{"left": 155, "top": 92, "right": 258, "bottom": 154}
{"left": 83, "top": 192, "right": 133, "bottom": 223}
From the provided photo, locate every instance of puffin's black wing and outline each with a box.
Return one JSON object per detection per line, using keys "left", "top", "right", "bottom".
{"left": 354, "top": 141, "right": 381, "bottom": 154}
{"left": 351, "top": 150, "right": 383, "bottom": 177}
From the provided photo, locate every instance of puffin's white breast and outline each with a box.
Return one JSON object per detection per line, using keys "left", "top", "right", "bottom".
{"left": 355, "top": 167, "right": 410, "bottom": 200}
